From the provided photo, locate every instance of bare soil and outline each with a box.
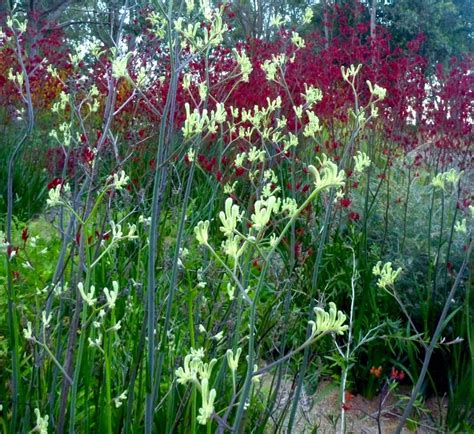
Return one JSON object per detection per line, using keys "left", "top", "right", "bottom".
{"left": 262, "top": 377, "right": 447, "bottom": 433}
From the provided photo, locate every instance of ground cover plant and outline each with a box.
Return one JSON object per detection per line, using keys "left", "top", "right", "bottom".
{"left": 0, "top": 0, "right": 473, "bottom": 433}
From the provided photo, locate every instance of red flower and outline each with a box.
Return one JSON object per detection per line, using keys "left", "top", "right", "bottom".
{"left": 370, "top": 366, "right": 382, "bottom": 378}
{"left": 82, "top": 147, "right": 95, "bottom": 164}
{"left": 7, "top": 245, "right": 19, "bottom": 259}
{"left": 348, "top": 212, "right": 360, "bottom": 221}
{"left": 47, "top": 177, "right": 63, "bottom": 190}
{"left": 252, "top": 258, "right": 261, "bottom": 271}
{"left": 342, "top": 403, "right": 352, "bottom": 411}
{"left": 21, "top": 227, "right": 29, "bottom": 243}
{"left": 95, "top": 231, "right": 111, "bottom": 241}
{"left": 340, "top": 198, "right": 352, "bottom": 208}
{"left": 296, "top": 228, "right": 305, "bottom": 237}
{"left": 390, "top": 368, "right": 405, "bottom": 381}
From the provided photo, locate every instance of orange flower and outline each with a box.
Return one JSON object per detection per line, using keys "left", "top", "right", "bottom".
{"left": 370, "top": 365, "right": 382, "bottom": 378}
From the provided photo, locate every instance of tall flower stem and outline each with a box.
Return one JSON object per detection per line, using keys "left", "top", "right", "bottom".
{"left": 5, "top": 23, "right": 35, "bottom": 433}
{"left": 145, "top": 4, "right": 179, "bottom": 428}
{"left": 232, "top": 184, "right": 327, "bottom": 431}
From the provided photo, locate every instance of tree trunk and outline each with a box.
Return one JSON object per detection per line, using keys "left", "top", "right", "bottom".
{"left": 370, "top": 0, "right": 376, "bottom": 39}
{"left": 322, "top": 0, "right": 330, "bottom": 50}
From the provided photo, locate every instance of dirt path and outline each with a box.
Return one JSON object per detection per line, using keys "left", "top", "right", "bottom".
{"left": 263, "top": 378, "right": 446, "bottom": 433}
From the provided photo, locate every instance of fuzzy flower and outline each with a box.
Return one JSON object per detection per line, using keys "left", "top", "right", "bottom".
{"left": 109, "top": 221, "right": 136, "bottom": 242}
{"left": 281, "top": 197, "right": 298, "bottom": 216}
{"left": 309, "top": 302, "right": 348, "bottom": 336}
{"left": 234, "top": 152, "right": 246, "bottom": 168}
{"left": 41, "top": 311, "right": 52, "bottom": 329}
{"left": 212, "top": 331, "right": 224, "bottom": 341}
{"left": 353, "top": 151, "right": 371, "bottom": 174}
{"left": 454, "top": 219, "right": 467, "bottom": 234}
{"left": 308, "top": 156, "right": 345, "bottom": 191}
{"left": 247, "top": 146, "right": 266, "bottom": 163}
{"left": 175, "top": 354, "right": 200, "bottom": 384}
{"left": 113, "top": 390, "right": 128, "bottom": 408}
{"left": 104, "top": 281, "right": 119, "bottom": 310}
{"left": 46, "top": 183, "right": 69, "bottom": 207}
{"left": 221, "top": 235, "right": 245, "bottom": 260}
{"left": 293, "top": 105, "right": 303, "bottom": 119}
{"left": 291, "top": 31, "right": 305, "bottom": 48}
{"left": 107, "top": 320, "right": 122, "bottom": 332}
{"left": 251, "top": 196, "right": 280, "bottom": 231}
{"left": 197, "top": 378, "right": 216, "bottom": 425}
{"left": 366, "top": 80, "right": 387, "bottom": 100}
{"left": 78, "top": 282, "right": 97, "bottom": 307}
{"left": 262, "top": 183, "right": 278, "bottom": 199}
{"left": 372, "top": 261, "right": 402, "bottom": 289}
{"left": 303, "top": 7, "right": 314, "bottom": 24}
{"left": 182, "top": 73, "right": 192, "bottom": 90}
{"left": 302, "top": 84, "right": 323, "bottom": 108}
{"left": 110, "top": 221, "right": 123, "bottom": 239}
{"left": 303, "top": 111, "right": 321, "bottom": 138}
{"left": 226, "top": 348, "right": 242, "bottom": 372}
{"left": 444, "top": 168, "right": 462, "bottom": 187}
{"left": 262, "top": 59, "right": 278, "bottom": 81}
{"left": 186, "top": 148, "right": 195, "bottom": 162}
{"left": 138, "top": 215, "right": 151, "bottom": 226}
{"left": 278, "top": 134, "right": 293, "bottom": 152}
{"left": 197, "top": 358, "right": 217, "bottom": 380}
{"left": 341, "top": 64, "right": 362, "bottom": 81}
{"left": 252, "top": 364, "right": 262, "bottom": 384}
{"left": 198, "top": 81, "right": 207, "bottom": 101}
{"left": 23, "top": 321, "right": 33, "bottom": 340}
{"left": 33, "top": 408, "right": 49, "bottom": 434}
{"left": 190, "top": 347, "right": 205, "bottom": 360}
{"left": 219, "top": 198, "right": 243, "bottom": 237}
{"left": 110, "top": 170, "right": 129, "bottom": 190}
{"left": 185, "top": 0, "right": 194, "bottom": 14}
{"left": 270, "top": 14, "right": 284, "bottom": 27}
{"left": 226, "top": 283, "right": 235, "bottom": 300}
{"left": 431, "top": 173, "right": 446, "bottom": 190}
{"left": 234, "top": 49, "right": 252, "bottom": 82}
{"left": 111, "top": 52, "right": 132, "bottom": 79}
{"left": 88, "top": 332, "right": 103, "bottom": 349}
{"left": 194, "top": 220, "right": 210, "bottom": 246}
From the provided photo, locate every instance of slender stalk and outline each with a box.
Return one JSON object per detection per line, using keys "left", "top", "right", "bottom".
{"left": 339, "top": 249, "right": 357, "bottom": 433}
{"left": 104, "top": 328, "right": 113, "bottom": 434}
{"left": 432, "top": 191, "right": 445, "bottom": 301}
{"left": 5, "top": 24, "right": 35, "bottom": 433}
{"left": 401, "top": 166, "right": 411, "bottom": 253}
{"left": 145, "top": 3, "right": 178, "bottom": 427}
{"left": 381, "top": 162, "right": 391, "bottom": 255}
